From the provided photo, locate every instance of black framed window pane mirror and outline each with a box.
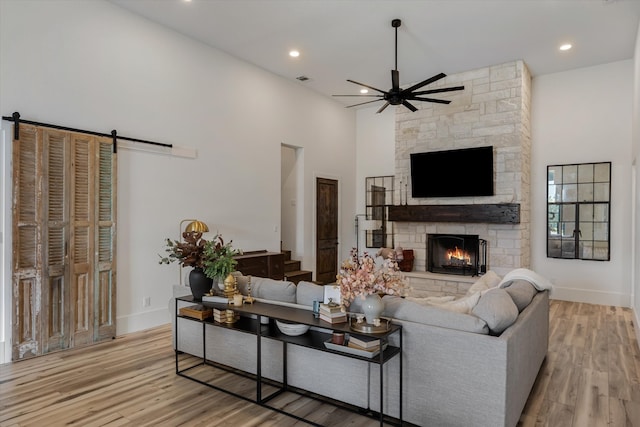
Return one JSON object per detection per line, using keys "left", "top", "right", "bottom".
{"left": 365, "top": 176, "right": 394, "bottom": 248}
{"left": 547, "top": 162, "right": 611, "bottom": 261}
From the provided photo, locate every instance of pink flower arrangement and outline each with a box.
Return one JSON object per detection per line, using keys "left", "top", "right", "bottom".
{"left": 337, "top": 249, "right": 405, "bottom": 307}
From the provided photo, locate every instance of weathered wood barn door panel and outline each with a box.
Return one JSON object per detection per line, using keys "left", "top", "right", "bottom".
{"left": 69, "top": 133, "right": 94, "bottom": 348}
{"left": 12, "top": 125, "right": 116, "bottom": 360}
{"left": 42, "top": 129, "right": 70, "bottom": 354}
{"left": 95, "top": 137, "right": 116, "bottom": 342}
{"left": 12, "top": 125, "right": 42, "bottom": 360}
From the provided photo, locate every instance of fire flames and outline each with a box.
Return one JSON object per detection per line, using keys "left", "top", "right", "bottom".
{"left": 446, "top": 246, "right": 471, "bottom": 266}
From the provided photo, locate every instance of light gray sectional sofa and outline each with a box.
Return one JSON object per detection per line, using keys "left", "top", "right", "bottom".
{"left": 170, "top": 273, "right": 549, "bottom": 427}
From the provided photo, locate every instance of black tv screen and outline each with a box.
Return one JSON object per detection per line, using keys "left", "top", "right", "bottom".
{"left": 410, "top": 146, "right": 494, "bottom": 198}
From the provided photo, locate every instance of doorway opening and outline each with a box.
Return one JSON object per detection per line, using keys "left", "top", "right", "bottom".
{"left": 281, "top": 145, "right": 301, "bottom": 255}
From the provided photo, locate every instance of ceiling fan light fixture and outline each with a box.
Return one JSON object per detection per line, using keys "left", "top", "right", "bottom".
{"left": 332, "top": 18, "right": 464, "bottom": 113}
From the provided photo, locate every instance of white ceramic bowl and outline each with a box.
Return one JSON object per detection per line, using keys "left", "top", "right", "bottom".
{"left": 275, "top": 320, "right": 310, "bottom": 336}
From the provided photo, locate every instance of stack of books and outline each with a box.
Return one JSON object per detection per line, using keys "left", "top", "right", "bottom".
{"left": 202, "top": 294, "right": 231, "bottom": 304}
{"left": 212, "top": 308, "right": 237, "bottom": 323}
{"left": 348, "top": 335, "right": 381, "bottom": 353}
{"left": 319, "top": 303, "right": 347, "bottom": 324}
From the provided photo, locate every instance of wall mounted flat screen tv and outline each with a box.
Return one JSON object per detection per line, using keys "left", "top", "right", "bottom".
{"left": 410, "top": 146, "right": 494, "bottom": 198}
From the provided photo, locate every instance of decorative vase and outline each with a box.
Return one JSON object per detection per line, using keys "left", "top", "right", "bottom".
{"left": 362, "top": 293, "right": 384, "bottom": 324}
{"left": 189, "top": 267, "right": 213, "bottom": 300}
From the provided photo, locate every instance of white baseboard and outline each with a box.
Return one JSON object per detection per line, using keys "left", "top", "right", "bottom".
{"left": 550, "top": 286, "right": 632, "bottom": 307}
{"left": 116, "top": 307, "right": 170, "bottom": 336}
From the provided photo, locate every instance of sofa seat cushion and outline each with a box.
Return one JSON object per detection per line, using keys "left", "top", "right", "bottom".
{"left": 383, "top": 296, "right": 489, "bottom": 334}
{"left": 471, "top": 288, "right": 519, "bottom": 335}
{"left": 501, "top": 279, "right": 538, "bottom": 312}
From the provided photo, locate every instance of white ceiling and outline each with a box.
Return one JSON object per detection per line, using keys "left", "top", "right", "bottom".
{"left": 110, "top": 0, "right": 640, "bottom": 108}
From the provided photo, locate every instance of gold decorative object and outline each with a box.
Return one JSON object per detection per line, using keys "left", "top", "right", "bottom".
{"left": 223, "top": 273, "right": 236, "bottom": 300}
{"left": 177, "top": 218, "right": 210, "bottom": 286}
{"left": 224, "top": 309, "right": 238, "bottom": 324}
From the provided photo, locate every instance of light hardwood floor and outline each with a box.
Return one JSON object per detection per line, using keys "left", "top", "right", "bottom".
{"left": 1, "top": 300, "right": 639, "bottom": 426}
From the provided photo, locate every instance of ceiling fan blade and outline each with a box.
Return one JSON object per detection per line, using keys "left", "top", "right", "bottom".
{"left": 407, "top": 96, "right": 452, "bottom": 105}
{"left": 332, "top": 94, "right": 383, "bottom": 98}
{"left": 345, "top": 99, "right": 385, "bottom": 108}
{"left": 346, "top": 79, "right": 387, "bottom": 95}
{"left": 402, "top": 100, "right": 418, "bottom": 112}
{"left": 401, "top": 72, "right": 447, "bottom": 95}
{"left": 376, "top": 102, "right": 391, "bottom": 113}
{"left": 412, "top": 85, "right": 465, "bottom": 96}
{"left": 392, "top": 70, "right": 400, "bottom": 91}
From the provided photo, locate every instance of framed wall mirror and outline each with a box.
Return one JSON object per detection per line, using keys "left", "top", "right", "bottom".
{"left": 547, "top": 162, "right": 611, "bottom": 261}
{"left": 365, "top": 176, "right": 394, "bottom": 248}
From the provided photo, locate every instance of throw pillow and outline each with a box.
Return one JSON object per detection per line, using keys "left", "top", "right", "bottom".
{"left": 466, "top": 270, "right": 502, "bottom": 295}
{"left": 502, "top": 279, "right": 537, "bottom": 312}
{"left": 471, "top": 288, "right": 518, "bottom": 334}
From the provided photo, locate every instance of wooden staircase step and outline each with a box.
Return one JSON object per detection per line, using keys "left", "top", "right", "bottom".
{"left": 281, "top": 250, "right": 292, "bottom": 262}
{"left": 285, "top": 270, "right": 313, "bottom": 285}
{"left": 284, "top": 259, "right": 301, "bottom": 273}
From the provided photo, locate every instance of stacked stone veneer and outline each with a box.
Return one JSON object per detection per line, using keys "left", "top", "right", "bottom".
{"left": 394, "top": 61, "right": 531, "bottom": 297}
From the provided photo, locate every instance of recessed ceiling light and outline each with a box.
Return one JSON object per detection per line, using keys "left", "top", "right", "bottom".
{"left": 289, "top": 50, "right": 300, "bottom": 58}
{"left": 360, "top": 89, "right": 369, "bottom": 94}
{"left": 559, "top": 43, "right": 572, "bottom": 51}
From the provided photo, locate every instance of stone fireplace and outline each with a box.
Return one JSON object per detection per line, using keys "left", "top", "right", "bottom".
{"left": 390, "top": 60, "right": 531, "bottom": 297}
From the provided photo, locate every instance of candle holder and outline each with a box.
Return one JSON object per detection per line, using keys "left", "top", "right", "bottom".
{"left": 244, "top": 275, "right": 255, "bottom": 304}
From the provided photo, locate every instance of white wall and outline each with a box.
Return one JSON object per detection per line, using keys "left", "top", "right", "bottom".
{"left": 353, "top": 61, "right": 635, "bottom": 307}
{"left": 632, "top": 23, "right": 640, "bottom": 340}
{"left": 355, "top": 106, "right": 396, "bottom": 222}
{"left": 531, "top": 60, "right": 633, "bottom": 307}
{"left": 0, "top": 0, "right": 356, "bottom": 347}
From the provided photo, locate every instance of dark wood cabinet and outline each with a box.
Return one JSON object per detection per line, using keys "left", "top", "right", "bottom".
{"left": 234, "top": 251, "right": 284, "bottom": 280}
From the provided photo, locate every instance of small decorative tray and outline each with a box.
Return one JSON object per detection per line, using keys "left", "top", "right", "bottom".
{"left": 323, "top": 339, "right": 387, "bottom": 358}
{"left": 349, "top": 316, "right": 392, "bottom": 334}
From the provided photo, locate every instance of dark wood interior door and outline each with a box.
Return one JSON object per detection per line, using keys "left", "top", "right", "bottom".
{"left": 316, "top": 178, "right": 338, "bottom": 284}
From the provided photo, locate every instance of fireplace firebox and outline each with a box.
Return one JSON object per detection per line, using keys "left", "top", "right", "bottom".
{"left": 427, "top": 234, "right": 487, "bottom": 276}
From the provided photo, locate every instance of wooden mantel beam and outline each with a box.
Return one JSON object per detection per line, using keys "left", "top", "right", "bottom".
{"left": 388, "top": 203, "right": 520, "bottom": 224}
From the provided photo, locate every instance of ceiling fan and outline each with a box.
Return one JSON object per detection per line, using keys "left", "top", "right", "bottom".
{"left": 333, "top": 19, "right": 465, "bottom": 113}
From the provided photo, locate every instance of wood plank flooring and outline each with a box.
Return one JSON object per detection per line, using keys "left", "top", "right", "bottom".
{"left": 519, "top": 300, "right": 640, "bottom": 427}
{"left": 1, "top": 300, "right": 639, "bottom": 426}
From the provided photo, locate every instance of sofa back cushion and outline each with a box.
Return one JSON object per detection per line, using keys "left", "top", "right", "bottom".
{"left": 252, "top": 277, "right": 297, "bottom": 303}
{"left": 383, "top": 296, "right": 489, "bottom": 334}
{"left": 296, "top": 281, "right": 324, "bottom": 306}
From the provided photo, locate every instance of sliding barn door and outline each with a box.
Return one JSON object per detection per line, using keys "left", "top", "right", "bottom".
{"left": 12, "top": 124, "right": 116, "bottom": 360}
